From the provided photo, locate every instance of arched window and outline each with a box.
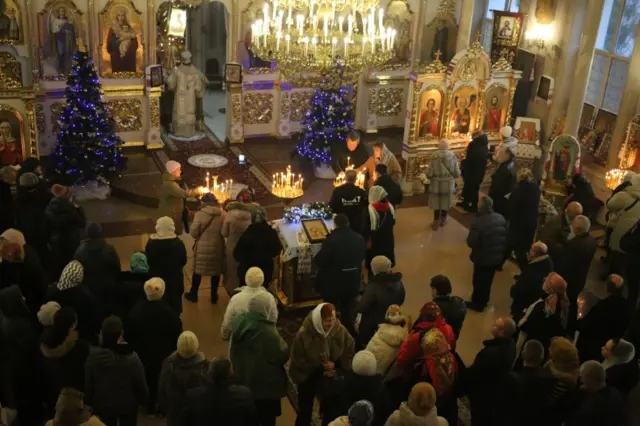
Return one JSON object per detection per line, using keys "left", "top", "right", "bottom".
{"left": 585, "top": 0, "right": 640, "bottom": 116}
{"left": 481, "top": 0, "right": 520, "bottom": 51}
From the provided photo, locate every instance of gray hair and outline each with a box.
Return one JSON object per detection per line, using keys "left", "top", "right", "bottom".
{"left": 439, "top": 139, "right": 450, "bottom": 150}
{"left": 523, "top": 340, "right": 545, "bottom": 366}
{"left": 572, "top": 215, "right": 591, "bottom": 234}
{"left": 580, "top": 360, "right": 606, "bottom": 390}
{"left": 345, "top": 169, "right": 357, "bottom": 183}
{"left": 499, "top": 316, "right": 516, "bottom": 338}
{"left": 479, "top": 196, "right": 494, "bottom": 213}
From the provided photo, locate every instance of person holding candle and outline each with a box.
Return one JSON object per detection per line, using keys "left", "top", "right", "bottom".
{"left": 330, "top": 169, "right": 368, "bottom": 235}
{"left": 158, "top": 160, "right": 190, "bottom": 235}
{"left": 332, "top": 131, "right": 370, "bottom": 177}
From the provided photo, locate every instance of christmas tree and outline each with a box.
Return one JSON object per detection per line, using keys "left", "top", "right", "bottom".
{"left": 296, "top": 87, "right": 355, "bottom": 164}
{"left": 52, "top": 51, "right": 124, "bottom": 185}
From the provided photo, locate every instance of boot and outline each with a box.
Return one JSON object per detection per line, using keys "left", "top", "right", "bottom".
{"left": 440, "top": 215, "right": 448, "bottom": 227}
{"left": 431, "top": 221, "right": 440, "bottom": 230}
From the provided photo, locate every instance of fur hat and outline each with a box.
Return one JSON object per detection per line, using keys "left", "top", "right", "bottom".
{"left": 547, "top": 337, "right": 580, "bottom": 383}
{"left": 144, "top": 277, "right": 165, "bottom": 301}
{"left": 501, "top": 126, "right": 513, "bottom": 138}
{"left": 370, "top": 255, "right": 392, "bottom": 275}
{"left": 178, "top": 331, "right": 199, "bottom": 358}
{"left": 348, "top": 400, "right": 374, "bottom": 426}
{"left": 245, "top": 267, "right": 264, "bottom": 288}
{"left": 37, "top": 301, "right": 62, "bottom": 326}
{"left": 86, "top": 222, "right": 102, "bottom": 239}
{"left": 51, "top": 184, "right": 72, "bottom": 200}
{"left": 19, "top": 172, "right": 39, "bottom": 188}
{"left": 57, "top": 260, "right": 84, "bottom": 291}
{"left": 352, "top": 350, "right": 377, "bottom": 376}
{"left": 385, "top": 304, "right": 406, "bottom": 325}
{"left": 165, "top": 160, "right": 181, "bottom": 174}
{"left": 154, "top": 216, "right": 176, "bottom": 239}
{"left": 408, "top": 382, "right": 437, "bottom": 416}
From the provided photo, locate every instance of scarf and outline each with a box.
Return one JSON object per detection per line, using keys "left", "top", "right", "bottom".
{"left": 544, "top": 291, "right": 570, "bottom": 329}
{"left": 377, "top": 143, "right": 395, "bottom": 166}
{"left": 419, "top": 329, "right": 457, "bottom": 395}
{"left": 367, "top": 186, "right": 396, "bottom": 231}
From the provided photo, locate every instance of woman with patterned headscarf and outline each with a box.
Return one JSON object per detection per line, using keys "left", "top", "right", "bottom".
{"left": 362, "top": 186, "right": 396, "bottom": 271}
{"left": 505, "top": 168, "right": 541, "bottom": 270}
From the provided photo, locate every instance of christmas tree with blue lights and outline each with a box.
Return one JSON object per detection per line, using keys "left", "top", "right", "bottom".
{"left": 52, "top": 51, "right": 124, "bottom": 185}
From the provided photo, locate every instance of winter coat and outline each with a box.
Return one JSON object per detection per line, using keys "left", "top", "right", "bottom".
{"left": 605, "top": 358, "right": 640, "bottom": 399}
{"left": 427, "top": 149, "right": 460, "bottom": 210}
{"left": 84, "top": 343, "right": 149, "bottom": 416}
{"left": 125, "top": 299, "right": 182, "bottom": 371}
{"left": 45, "top": 197, "right": 86, "bottom": 257}
{"left": 362, "top": 205, "right": 396, "bottom": 267}
{"left": 222, "top": 203, "right": 253, "bottom": 293}
{"left": 289, "top": 311, "right": 355, "bottom": 385}
{"left": 329, "top": 183, "right": 368, "bottom": 234}
{"left": 0, "top": 244, "right": 46, "bottom": 314}
{"left": 554, "top": 233, "right": 597, "bottom": 300}
{"left": 576, "top": 294, "right": 629, "bottom": 362}
{"left": 566, "top": 176, "right": 596, "bottom": 221}
{"left": 432, "top": 295, "right": 467, "bottom": 340}
{"left": 466, "top": 211, "right": 508, "bottom": 267}
{"left": 396, "top": 319, "right": 456, "bottom": 368}
{"left": 157, "top": 173, "right": 187, "bottom": 234}
{"left": 539, "top": 213, "right": 572, "bottom": 263}
{"left": 510, "top": 255, "right": 553, "bottom": 322}
{"left": 503, "top": 366, "right": 555, "bottom": 426}
{"left": 233, "top": 221, "right": 282, "bottom": 286}
{"left": 567, "top": 387, "right": 625, "bottom": 426}
{"left": 462, "top": 134, "right": 489, "bottom": 184}
{"left": 356, "top": 272, "right": 406, "bottom": 348}
{"left": 375, "top": 174, "right": 403, "bottom": 206}
{"left": 117, "top": 270, "right": 151, "bottom": 318}
{"left": 607, "top": 177, "right": 640, "bottom": 252}
{"left": 333, "top": 142, "right": 370, "bottom": 173}
{"left": 40, "top": 329, "right": 91, "bottom": 413}
{"left": 221, "top": 286, "right": 277, "bottom": 341}
{"left": 230, "top": 311, "right": 289, "bottom": 400}
{"left": 190, "top": 205, "right": 224, "bottom": 276}
{"left": 467, "top": 337, "right": 516, "bottom": 401}
{"left": 507, "top": 180, "right": 541, "bottom": 251}
{"left": 364, "top": 154, "right": 403, "bottom": 184}
{"left": 488, "top": 159, "right": 516, "bottom": 220}
{"left": 315, "top": 226, "right": 366, "bottom": 301}
{"left": 158, "top": 352, "right": 211, "bottom": 426}
{"left": 328, "top": 417, "right": 350, "bottom": 426}
{"left": 0, "top": 180, "right": 12, "bottom": 233}
{"left": 145, "top": 236, "right": 187, "bottom": 314}
{"left": 517, "top": 299, "right": 567, "bottom": 356}
{"left": 366, "top": 323, "right": 408, "bottom": 374}
{"left": 13, "top": 186, "right": 51, "bottom": 257}
{"left": 384, "top": 402, "right": 448, "bottom": 426}
{"left": 184, "top": 383, "right": 255, "bottom": 426}
{"left": 45, "top": 285, "right": 100, "bottom": 343}
{"left": 74, "top": 239, "right": 121, "bottom": 316}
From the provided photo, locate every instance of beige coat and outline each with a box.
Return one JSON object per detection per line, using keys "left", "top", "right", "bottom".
{"left": 191, "top": 205, "right": 225, "bottom": 276}
{"left": 427, "top": 149, "right": 460, "bottom": 210}
{"left": 365, "top": 323, "right": 408, "bottom": 374}
{"left": 221, "top": 202, "right": 253, "bottom": 293}
{"left": 384, "top": 403, "right": 448, "bottom": 426}
{"left": 157, "top": 173, "right": 187, "bottom": 234}
{"left": 607, "top": 175, "right": 640, "bottom": 253}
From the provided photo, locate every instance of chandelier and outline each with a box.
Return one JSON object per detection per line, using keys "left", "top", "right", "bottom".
{"left": 250, "top": 0, "right": 396, "bottom": 76}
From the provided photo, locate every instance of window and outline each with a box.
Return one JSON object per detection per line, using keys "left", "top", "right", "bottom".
{"left": 482, "top": 0, "right": 520, "bottom": 51}
{"left": 586, "top": 0, "right": 640, "bottom": 116}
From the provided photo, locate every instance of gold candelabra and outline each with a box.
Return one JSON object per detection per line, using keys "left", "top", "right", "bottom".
{"left": 334, "top": 158, "right": 366, "bottom": 189}
{"left": 272, "top": 165, "right": 304, "bottom": 199}
{"left": 198, "top": 172, "right": 232, "bottom": 203}
{"left": 605, "top": 168, "right": 627, "bottom": 191}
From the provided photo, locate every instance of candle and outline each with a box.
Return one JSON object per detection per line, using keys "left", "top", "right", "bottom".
{"left": 348, "top": 14, "right": 353, "bottom": 37}
{"left": 338, "top": 16, "right": 344, "bottom": 34}
{"left": 331, "top": 37, "right": 337, "bottom": 58}
{"left": 297, "top": 14, "right": 303, "bottom": 35}
{"left": 312, "top": 15, "right": 318, "bottom": 32}
{"left": 347, "top": 156, "right": 350, "bottom": 168}
{"left": 272, "top": 0, "right": 277, "bottom": 20}
{"left": 276, "top": 31, "right": 281, "bottom": 51}
{"left": 378, "top": 7, "right": 384, "bottom": 32}
{"left": 344, "top": 37, "right": 348, "bottom": 58}
{"left": 323, "top": 15, "right": 328, "bottom": 38}
{"left": 312, "top": 37, "right": 317, "bottom": 57}
{"left": 285, "top": 34, "right": 290, "bottom": 54}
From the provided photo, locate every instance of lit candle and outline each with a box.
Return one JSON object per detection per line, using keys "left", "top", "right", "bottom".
{"left": 347, "top": 14, "right": 353, "bottom": 37}
{"left": 312, "top": 15, "right": 318, "bottom": 32}
{"left": 312, "top": 36, "right": 317, "bottom": 57}
{"left": 263, "top": 4, "right": 269, "bottom": 25}
{"left": 331, "top": 36, "right": 337, "bottom": 58}
{"left": 323, "top": 15, "right": 328, "bottom": 38}
{"left": 285, "top": 34, "right": 290, "bottom": 54}
{"left": 347, "top": 156, "right": 350, "bottom": 168}
{"left": 297, "top": 14, "right": 303, "bottom": 36}
{"left": 287, "top": 3, "right": 292, "bottom": 21}
{"left": 344, "top": 37, "right": 349, "bottom": 58}
{"left": 338, "top": 16, "right": 344, "bottom": 34}
{"left": 332, "top": 1, "right": 336, "bottom": 20}
{"left": 276, "top": 31, "right": 281, "bottom": 51}
{"left": 272, "top": 0, "right": 277, "bottom": 20}
{"left": 378, "top": 7, "right": 384, "bottom": 32}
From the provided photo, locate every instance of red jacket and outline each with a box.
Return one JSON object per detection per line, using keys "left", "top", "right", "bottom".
{"left": 396, "top": 318, "right": 456, "bottom": 367}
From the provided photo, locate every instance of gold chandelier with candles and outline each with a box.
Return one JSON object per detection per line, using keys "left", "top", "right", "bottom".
{"left": 250, "top": 0, "right": 396, "bottom": 76}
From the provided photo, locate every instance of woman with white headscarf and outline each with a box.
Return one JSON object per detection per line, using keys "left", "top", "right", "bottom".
{"left": 427, "top": 139, "right": 460, "bottom": 230}
{"left": 362, "top": 186, "right": 396, "bottom": 271}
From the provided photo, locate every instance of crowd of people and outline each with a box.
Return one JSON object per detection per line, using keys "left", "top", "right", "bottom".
{"left": 1, "top": 126, "right": 640, "bottom": 426}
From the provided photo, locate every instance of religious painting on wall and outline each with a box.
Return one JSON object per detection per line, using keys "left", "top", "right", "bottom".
{"left": 417, "top": 88, "right": 443, "bottom": 138}
{"left": 449, "top": 87, "right": 477, "bottom": 137}
{"left": 38, "top": 0, "right": 85, "bottom": 79}
{"left": 0, "top": 0, "right": 22, "bottom": 43}
{"left": 99, "top": 0, "right": 143, "bottom": 77}
{"left": 514, "top": 117, "right": 541, "bottom": 146}
{"left": 0, "top": 106, "right": 24, "bottom": 166}
{"left": 547, "top": 135, "right": 580, "bottom": 190}
{"left": 620, "top": 115, "right": 640, "bottom": 170}
{"left": 483, "top": 85, "right": 508, "bottom": 133}
{"left": 535, "top": 0, "right": 557, "bottom": 25}
{"left": 384, "top": 0, "right": 413, "bottom": 63}
{"left": 490, "top": 11, "right": 524, "bottom": 65}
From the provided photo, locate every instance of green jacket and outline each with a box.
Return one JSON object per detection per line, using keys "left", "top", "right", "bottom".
{"left": 157, "top": 173, "right": 186, "bottom": 230}
{"left": 230, "top": 311, "right": 289, "bottom": 400}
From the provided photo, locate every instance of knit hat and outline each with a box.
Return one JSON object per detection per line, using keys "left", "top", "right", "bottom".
{"left": 181, "top": 51, "right": 192, "bottom": 64}
{"left": 154, "top": 216, "right": 176, "bottom": 239}
{"left": 57, "top": 260, "right": 84, "bottom": 291}
{"left": 37, "top": 301, "right": 62, "bottom": 326}
{"left": 165, "top": 160, "right": 181, "bottom": 174}
{"left": 501, "top": 126, "right": 513, "bottom": 138}
{"left": 178, "top": 331, "right": 199, "bottom": 358}
{"left": 51, "top": 184, "right": 71, "bottom": 200}
{"left": 101, "top": 315, "right": 123, "bottom": 346}
{"left": 612, "top": 339, "right": 636, "bottom": 364}
{"left": 418, "top": 301, "right": 442, "bottom": 321}
{"left": 54, "top": 388, "right": 91, "bottom": 425}
{"left": 19, "top": 172, "right": 39, "bottom": 188}
{"left": 421, "top": 328, "right": 451, "bottom": 356}
{"left": 385, "top": 304, "right": 406, "bottom": 325}
{"left": 86, "top": 222, "right": 102, "bottom": 239}
{"left": 546, "top": 337, "right": 580, "bottom": 383}
{"left": 245, "top": 267, "right": 264, "bottom": 288}
{"left": 248, "top": 291, "right": 277, "bottom": 321}
{"left": 370, "top": 255, "right": 392, "bottom": 275}
{"left": 347, "top": 400, "right": 374, "bottom": 426}
{"left": 408, "top": 382, "right": 437, "bottom": 416}
{"left": 0, "top": 228, "right": 25, "bottom": 246}
{"left": 130, "top": 252, "right": 149, "bottom": 273}
{"left": 352, "top": 350, "right": 378, "bottom": 376}
{"left": 144, "top": 277, "right": 165, "bottom": 301}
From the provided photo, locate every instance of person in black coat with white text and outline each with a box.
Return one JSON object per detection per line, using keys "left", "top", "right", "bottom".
{"left": 329, "top": 170, "right": 367, "bottom": 234}
{"left": 505, "top": 170, "right": 541, "bottom": 269}
{"left": 459, "top": 130, "right": 489, "bottom": 212}
{"left": 510, "top": 241, "right": 553, "bottom": 323}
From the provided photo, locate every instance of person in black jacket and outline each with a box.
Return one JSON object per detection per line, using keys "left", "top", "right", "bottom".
{"left": 315, "top": 214, "right": 366, "bottom": 336}
{"left": 510, "top": 241, "right": 553, "bottom": 322}
{"left": 118, "top": 252, "right": 151, "bottom": 318}
{"left": 74, "top": 222, "right": 121, "bottom": 317}
{"left": 568, "top": 361, "right": 625, "bottom": 426}
{"left": 459, "top": 130, "right": 489, "bottom": 212}
{"left": 565, "top": 174, "right": 596, "bottom": 221}
{"left": 466, "top": 196, "right": 507, "bottom": 312}
{"left": 46, "top": 184, "right": 86, "bottom": 280}
{"left": 488, "top": 129, "right": 517, "bottom": 220}
{"left": 467, "top": 316, "right": 516, "bottom": 426}
{"left": 14, "top": 171, "right": 52, "bottom": 267}
{"left": 184, "top": 358, "right": 255, "bottom": 426}
{"left": 233, "top": 208, "right": 282, "bottom": 288}
{"left": 362, "top": 186, "right": 396, "bottom": 270}
{"left": 430, "top": 275, "right": 466, "bottom": 340}
{"left": 602, "top": 338, "right": 639, "bottom": 401}
{"left": 145, "top": 216, "right": 188, "bottom": 314}
{"left": 505, "top": 170, "right": 541, "bottom": 270}
{"left": 15, "top": 157, "right": 46, "bottom": 193}
{"left": 373, "top": 164, "right": 403, "bottom": 207}
{"left": 355, "top": 255, "right": 405, "bottom": 348}
{"left": 0, "top": 166, "right": 15, "bottom": 234}
{"left": 126, "top": 277, "right": 182, "bottom": 416}
{"left": 329, "top": 170, "right": 367, "bottom": 234}
{"left": 332, "top": 130, "right": 370, "bottom": 174}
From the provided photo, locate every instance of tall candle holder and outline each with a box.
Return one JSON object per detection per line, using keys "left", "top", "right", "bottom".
{"left": 334, "top": 157, "right": 366, "bottom": 189}
{"left": 198, "top": 172, "right": 232, "bottom": 203}
{"left": 272, "top": 165, "right": 304, "bottom": 199}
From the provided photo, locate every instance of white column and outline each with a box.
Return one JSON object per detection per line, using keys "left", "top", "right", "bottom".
{"left": 564, "top": 0, "right": 606, "bottom": 137}
{"left": 410, "top": 0, "right": 427, "bottom": 70}
{"left": 456, "top": 0, "right": 475, "bottom": 52}
{"left": 608, "top": 23, "right": 640, "bottom": 168}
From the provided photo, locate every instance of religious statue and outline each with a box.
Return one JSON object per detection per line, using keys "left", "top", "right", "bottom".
{"left": 166, "top": 51, "right": 206, "bottom": 138}
{"left": 106, "top": 7, "right": 138, "bottom": 72}
{"left": 49, "top": 7, "right": 77, "bottom": 75}
{"left": 419, "top": 99, "right": 439, "bottom": 137}
{"left": 0, "top": 121, "right": 20, "bottom": 166}
{"left": 485, "top": 96, "right": 502, "bottom": 131}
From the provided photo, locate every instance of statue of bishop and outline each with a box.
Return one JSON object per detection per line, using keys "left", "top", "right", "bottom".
{"left": 166, "top": 51, "right": 206, "bottom": 138}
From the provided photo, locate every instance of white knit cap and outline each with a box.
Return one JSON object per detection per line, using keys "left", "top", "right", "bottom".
{"left": 37, "top": 301, "right": 62, "bottom": 326}
{"left": 177, "top": 331, "right": 199, "bottom": 358}
{"left": 181, "top": 51, "right": 192, "bottom": 63}
{"left": 0, "top": 229, "right": 25, "bottom": 247}
{"left": 352, "top": 350, "right": 378, "bottom": 376}
{"left": 144, "top": 277, "right": 165, "bottom": 301}
{"left": 165, "top": 160, "right": 181, "bottom": 174}
{"left": 371, "top": 255, "right": 392, "bottom": 275}
{"left": 155, "top": 216, "right": 176, "bottom": 238}
{"left": 501, "top": 126, "right": 513, "bottom": 138}
{"left": 57, "top": 260, "right": 84, "bottom": 291}
{"left": 245, "top": 267, "right": 265, "bottom": 288}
